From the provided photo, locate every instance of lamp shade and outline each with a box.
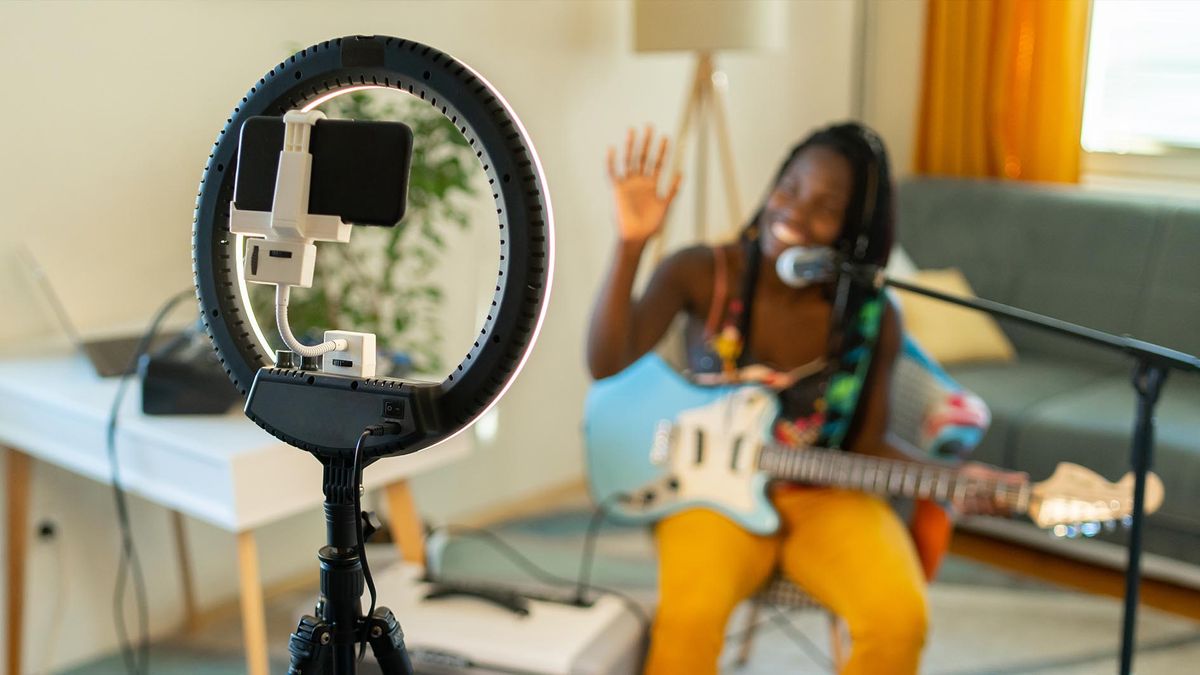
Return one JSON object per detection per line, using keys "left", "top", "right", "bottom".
{"left": 633, "top": 0, "right": 786, "bottom": 53}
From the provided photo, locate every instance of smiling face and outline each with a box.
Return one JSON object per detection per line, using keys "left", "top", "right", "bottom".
{"left": 758, "top": 145, "right": 854, "bottom": 262}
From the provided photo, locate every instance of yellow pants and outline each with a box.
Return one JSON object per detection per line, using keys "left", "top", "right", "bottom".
{"left": 644, "top": 487, "right": 928, "bottom": 675}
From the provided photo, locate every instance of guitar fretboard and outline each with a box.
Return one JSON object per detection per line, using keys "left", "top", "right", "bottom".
{"left": 759, "top": 445, "right": 1032, "bottom": 513}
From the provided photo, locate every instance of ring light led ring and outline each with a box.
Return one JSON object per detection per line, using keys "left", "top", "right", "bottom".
{"left": 193, "top": 36, "right": 554, "bottom": 461}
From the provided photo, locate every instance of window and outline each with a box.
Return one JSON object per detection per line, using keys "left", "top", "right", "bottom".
{"left": 1081, "top": 1, "right": 1200, "bottom": 193}
{"left": 1082, "top": 0, "right": 1200, "bottom": 155}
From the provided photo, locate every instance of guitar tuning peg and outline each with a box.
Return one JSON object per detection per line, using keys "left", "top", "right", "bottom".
{"left": 1081, "top": 522, "right": 1101, "bottom": 538}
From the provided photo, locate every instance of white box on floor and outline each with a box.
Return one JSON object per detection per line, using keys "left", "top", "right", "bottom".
{"left": 371, "top": 563, "right": 644, "bottom": 675}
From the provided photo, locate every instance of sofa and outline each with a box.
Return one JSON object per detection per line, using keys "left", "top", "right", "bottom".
{"left": 896, "top": 177, "right": 1200, "bottom": 571}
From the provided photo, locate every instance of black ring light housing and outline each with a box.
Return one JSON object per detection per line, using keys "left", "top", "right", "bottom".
{"left": 193, "top": 36, "right": 553, "bottom": 463}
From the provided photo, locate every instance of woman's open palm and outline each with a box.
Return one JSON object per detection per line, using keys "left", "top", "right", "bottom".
{"left": 608, "top": 126, "right": 682, "bottom": 244}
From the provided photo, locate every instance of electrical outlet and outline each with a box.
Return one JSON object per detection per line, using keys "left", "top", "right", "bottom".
{"left": 37, "top": 519, "right": 58, "bottom": 541}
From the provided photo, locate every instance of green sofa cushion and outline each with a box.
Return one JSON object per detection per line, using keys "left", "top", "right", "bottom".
{"left": 947, "top": 357, "right": 1122, "bottom": 467}
{"left": 1136, "top": 207, "right": 1200, "bottom": 357}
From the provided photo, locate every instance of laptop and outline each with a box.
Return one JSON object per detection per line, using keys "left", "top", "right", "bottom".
{"left": 19, "top": 246, "right": 181, "bottom": 378}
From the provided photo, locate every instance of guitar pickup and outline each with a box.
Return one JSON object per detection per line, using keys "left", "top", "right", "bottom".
{"left": 650, "top": 420, "right": 674, "bottom": 466}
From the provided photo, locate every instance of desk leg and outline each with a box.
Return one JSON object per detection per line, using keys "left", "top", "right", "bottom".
{"left": 236, "top": 531, "right": 269, "bottom": 675}
{"left": 384, "top": 481, "right": 425, "bottom": 565}
{"left": 4, "top": 448, "right": 30, "bottom": 675}
{"left": 170, "top": 511, "right": 200, "bottom": 633}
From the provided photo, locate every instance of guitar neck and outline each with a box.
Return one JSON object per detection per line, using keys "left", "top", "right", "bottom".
{"left": 759, "top": 445, "right": 1032, "bottom": 513}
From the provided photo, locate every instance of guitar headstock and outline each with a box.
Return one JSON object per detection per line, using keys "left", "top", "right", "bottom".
{"left": 1029, "top": 462, "right": 1165, "bottom": 536}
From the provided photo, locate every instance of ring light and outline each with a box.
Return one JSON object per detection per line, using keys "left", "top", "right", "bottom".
{"left": 192, "top": 36, "right": 554, "bottom": 462}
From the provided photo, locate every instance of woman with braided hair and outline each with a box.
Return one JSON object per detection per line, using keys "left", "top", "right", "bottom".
{"left": 587, "top": 122, "right": 1022, "bottom": 674}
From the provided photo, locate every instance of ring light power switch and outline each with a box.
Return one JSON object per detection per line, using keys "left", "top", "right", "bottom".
{"left": 382, "top": 399, "right": 406, "bottom": 421}
{"left": 321, "top": 330, "right": 376, "bottom": 378}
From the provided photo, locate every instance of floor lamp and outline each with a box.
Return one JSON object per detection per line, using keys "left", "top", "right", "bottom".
{"left": 633, "top": 0, "right": 785, "bottom": 260}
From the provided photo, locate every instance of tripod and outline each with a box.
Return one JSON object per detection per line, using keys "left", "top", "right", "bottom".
{"left": 287, "top": 456, "right": 414, "bottom": 674}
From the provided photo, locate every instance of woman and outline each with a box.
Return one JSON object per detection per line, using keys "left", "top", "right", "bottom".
{"left": 587, "top": 122, "right": 1019, "bottom": 674}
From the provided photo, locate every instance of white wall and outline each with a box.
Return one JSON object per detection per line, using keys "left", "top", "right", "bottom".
{"left": 862, "top": 0, "right": 927, "bottom": 176}
{"left": 0, "top": 0, "right": 872, "bottom": 670}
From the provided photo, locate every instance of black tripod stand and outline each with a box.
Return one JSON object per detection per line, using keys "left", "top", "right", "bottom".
{"left": 287, "top": 455, "right": 415, "bottom": 674}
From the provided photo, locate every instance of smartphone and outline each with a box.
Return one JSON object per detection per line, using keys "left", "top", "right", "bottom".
{"left": 234, "top": 115, "right": 413, "bottom": 227}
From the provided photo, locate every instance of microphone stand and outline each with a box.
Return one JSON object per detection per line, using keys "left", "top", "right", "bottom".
{"left": 871, "top": 269, "right": 1200, "bottom": 675}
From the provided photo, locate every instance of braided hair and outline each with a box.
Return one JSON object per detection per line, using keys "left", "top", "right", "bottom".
{"left": 734, "top": 122, "right": 895, "bottom": 448}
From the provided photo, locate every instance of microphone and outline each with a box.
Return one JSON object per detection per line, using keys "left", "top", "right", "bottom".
{"left": 775, "top": 246, "right": 837, "bottom": 288}
{"left": 775, "top": 246, "right": 882, "bottom": 289}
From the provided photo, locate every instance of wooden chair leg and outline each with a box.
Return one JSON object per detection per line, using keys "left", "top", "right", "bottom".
{"left": 236, "top": 531, "right": 269, "bottom": 675}
{"left": 734, "top": 597, "right": 765, "bottom": 667}
{"left": 828, "top": 612, "right": 848, "bottom": 672}
{"left": 5, "top": 448, "right": 31, "bottom": 675}
{"left": 384, "top": 480, "right": 425, "bottom": 565}
{"left": 170, "top": 510, "right": 200, "bottom": 633}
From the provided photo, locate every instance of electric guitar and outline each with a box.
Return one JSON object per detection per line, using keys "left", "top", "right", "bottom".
{"left": 583, "top": 354, "right": 1164, "bottom": 535}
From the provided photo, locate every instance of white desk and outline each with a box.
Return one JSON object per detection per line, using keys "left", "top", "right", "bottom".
{"left": 0, "top": 352, "right": 470, "bottom": 675}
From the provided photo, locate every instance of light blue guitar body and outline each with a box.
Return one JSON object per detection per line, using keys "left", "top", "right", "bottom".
{"left": 583, "top": 353, "right": 783, "bottom": 533}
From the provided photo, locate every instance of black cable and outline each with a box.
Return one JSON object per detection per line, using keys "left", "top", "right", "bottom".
{"left": 352, "top": 427, "right": 378, "bottom": 662}
{"left": 573, "top": 492, "right": 625, "bottom": 605}
{"left": 106, "top": 288, "right": 193, "bottom": 675}
{"left": 432, "top": 523, "right": 652, "bottom": 631}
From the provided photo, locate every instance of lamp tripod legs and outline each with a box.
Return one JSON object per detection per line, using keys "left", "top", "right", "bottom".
{"left": 653, "top": 51, "right": 743, "bottom": 263}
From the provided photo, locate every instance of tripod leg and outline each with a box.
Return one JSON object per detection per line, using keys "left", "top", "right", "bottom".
{"left": 367, "top": 607, "right": 415, "bottom": 675}
{"left": 287, "top": 614, "right": 331, "bottom": 675}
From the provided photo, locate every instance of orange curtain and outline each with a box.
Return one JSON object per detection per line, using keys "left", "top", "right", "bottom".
{"left": 915, "top": 0, "right": 1090, "bottom": 183}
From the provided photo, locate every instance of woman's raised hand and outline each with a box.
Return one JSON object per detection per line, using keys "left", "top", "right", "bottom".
{"left": 607, "top": 126, "right": 682, "bottom": 245}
